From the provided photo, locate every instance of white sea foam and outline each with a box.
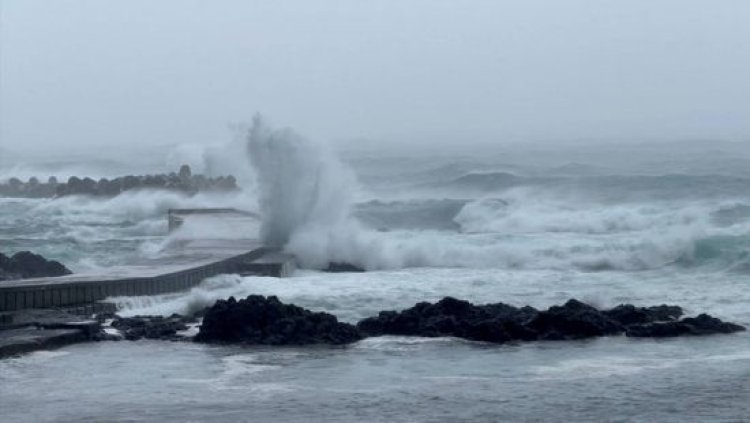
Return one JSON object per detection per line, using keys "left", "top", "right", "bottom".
{"left": 531, "top": 356, "right": 681, "bottom": 380}
{"left": 109, "top": 274, "right": 278, "bottom": 317}
{"left": 454, "top": 189, "right": 713, "bottom": 235}
{"left": 243, "top": 120, "right": 750, "bottom": 272}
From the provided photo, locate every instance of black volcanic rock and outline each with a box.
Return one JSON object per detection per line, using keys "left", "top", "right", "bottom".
{"left": 603, "top": 304, "right": 683, "bottom": 326}
{"left": 195, "top": 295, "right": 363, "bottom": 345}
{"left": 111, "top": 314, "right": 193, "bottom": 341}
{"left": 324, "top": 262, "right": 366, "bottom": 273}
{"left": 356, "top": 296, "right": 538, "bottom": 343}
{"left": 109, "top": 296, "right": 744, "bottom": 346}
{"left": 526, "top": 299, "right": 624, "bottom": 340}
{"left": 356, "top": 297, "right": 744, "bottom": 344}
{"left": 626, "top": 313, "right": 746, "bottom": 337}
{"left": 0, "top": 253, "right": 10, "bottom": 270}
{"left": 0, "top": 251, "right": 72, "bottom": 280}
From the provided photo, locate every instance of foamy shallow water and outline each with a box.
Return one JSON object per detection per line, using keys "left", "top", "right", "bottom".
{"left": 112, "top": 267, "right": 750, "bottom": 326}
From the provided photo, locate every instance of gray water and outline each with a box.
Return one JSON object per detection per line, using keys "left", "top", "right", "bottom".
{"left": 2, "top": 334, "right": 750, "bottom": 422}
{"left": 3, "top": 142, "right": 750, "bottom": 421}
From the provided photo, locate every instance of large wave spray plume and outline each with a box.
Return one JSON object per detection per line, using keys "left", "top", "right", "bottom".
{"left": 246, "top": 116, "right": 357, "bottom": 250}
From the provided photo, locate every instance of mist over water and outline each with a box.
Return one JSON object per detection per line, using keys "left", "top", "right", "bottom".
{"left": 5, "top": 120, "right": 750, "bottom": 275}
{"left": 5, "top": 128, "right": 750, "bottom": 421}
{"left": 3, "top": 1, "right": 750, "bottom": 420}
{"left": 238, "top": 121, "right": 750, "bottom": 274}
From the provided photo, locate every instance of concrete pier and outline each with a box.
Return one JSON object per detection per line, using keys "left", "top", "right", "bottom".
{"left": 0, "top": 209, "right": 299, "bottom": 357}
{"left": 0, "top": 309, "right": 102, "bottom": 358}
{"left": 0, "top": 211, "right": 295, "bottom": 313}
{"left": 0, "top": 239, "right": 272, "bottom": 312}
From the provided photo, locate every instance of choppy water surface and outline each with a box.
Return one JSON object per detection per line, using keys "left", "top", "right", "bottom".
{"left": 4, "top": 141, "right": 750, "bottom": 421}
{"left": 2, "top": 267, "right": 750, "bottom": 422}
{"left": 2, "top": 330, "right": 750, "bottom": 422}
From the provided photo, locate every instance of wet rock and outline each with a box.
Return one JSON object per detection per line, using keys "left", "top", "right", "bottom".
{"left": 0, "top": 310, "right": 106, "bottom": 358}
{"left": 0, "top": 251, "right": 72, "bottom": 280}
{"left": 356, "top": 296, "right": 538, "bottom": 343}
{"left": 603, "top": 304, "right": 683, "bottom": 326}
{"left": 526, "top": 299, "right": 623, "bottom": 340}
{"left": 626, "top": 313, "right": 745, "bottom": 337}
{"left": 94, "top": 312, "right": 118, "bottom": 324}
{"left": 356, "top": 297, "right": 744, "bottom": 344}
{"left": 93, "top": 297, "right": 745, "bottom": 348}
{"left": 195, "top": 295, "right": 362, "bottom": 345}
{"left": 324, "top": 262, "right": 366, "bottom": 273}
{"left": 0, "top": 254, "right": 12, "bottom": 280}
{"left": 111, "top": 314, "right": 191, "bottom": 341}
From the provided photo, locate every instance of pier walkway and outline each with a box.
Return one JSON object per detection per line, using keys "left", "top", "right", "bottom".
{"left": 0, "top": 212, "right": 294, "bottom": 313}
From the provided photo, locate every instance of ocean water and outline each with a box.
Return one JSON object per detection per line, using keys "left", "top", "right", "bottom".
{"left": 3, "top": 132, "right": 750, "bottom": 421}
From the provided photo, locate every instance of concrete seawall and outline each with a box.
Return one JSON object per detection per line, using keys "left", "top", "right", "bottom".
{"left": 0, "top": 210, "right": 298, "bottom": 357}
{"left": 1, "top": 209, "right": 295, "bottom": 313}
{"left": 0, "top": 246, "right": 271, "bottom": 312}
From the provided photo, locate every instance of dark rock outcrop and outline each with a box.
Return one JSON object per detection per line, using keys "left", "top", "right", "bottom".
{"left": 323, "top": 262, "right": 366, "bottom": 273}
{"left": 195, "top": 295, "right": 363, "bottom": 345}
{"left": 87, "top": 297, "right": 743, "bottom": 348}
{"left": 603, "top": 304, "right": 683, "bottom": 326}
{"left": 0, "top": 251, "right": 72, "bottom": 281}
{"left": 357, "top": 296, "right": 538, "bottom": 343}
{"left": 526, "top": 299, "right": 623, "bottom": 340}
{"left": 625, "top": 313, "right": 746, "bottom": 337}
{"left": 110, "top": 314, "right": 195, "bottom": 341}
{"left": 356, "top": 297, "right": 744, "bottom": 343}
{"left": 0, "top": 309, "right": 107, "bottom": 358}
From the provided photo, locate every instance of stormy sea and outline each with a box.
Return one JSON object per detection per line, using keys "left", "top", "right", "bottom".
{"left": 2, "top": 122, "right": 750, "bottom": 422}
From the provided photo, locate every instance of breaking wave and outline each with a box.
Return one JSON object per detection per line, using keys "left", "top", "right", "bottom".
{"left": 244, "top": 120, "right": 750, "bottom": 272}
{"left": 247, "top": 115, "right": 356, "bottom": 247}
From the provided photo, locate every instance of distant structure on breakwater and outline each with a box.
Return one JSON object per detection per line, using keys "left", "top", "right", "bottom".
{"left": 0, "top": 165, "right": 238, "bottom": 198}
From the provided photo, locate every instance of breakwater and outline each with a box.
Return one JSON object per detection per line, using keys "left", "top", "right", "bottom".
{"left": 0, "top": 242, "right": 272, "bottom": 312}
{"left": 0, "top": 165, "right": 237, "bottom": 198}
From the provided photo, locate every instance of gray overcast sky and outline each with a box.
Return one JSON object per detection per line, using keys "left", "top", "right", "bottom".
{"left": 1, "top": 0, "right": 750, "bottom": 153}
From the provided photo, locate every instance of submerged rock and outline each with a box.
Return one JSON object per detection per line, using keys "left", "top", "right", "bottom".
{"left": 195, "top": 295, "right": 362, "bottom": 345}
{"left": 0, "top": 251, "right": 72, "bottom": 281}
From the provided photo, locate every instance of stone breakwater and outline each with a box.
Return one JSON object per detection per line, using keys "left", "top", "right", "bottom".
{"left": 0, "top": 251, "right": 72, "bottom": 282}
{"left": 0, "top": 165, "right": 237, "bottom": 198}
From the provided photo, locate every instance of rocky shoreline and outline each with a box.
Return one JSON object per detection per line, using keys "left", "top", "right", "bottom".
{"left": 1, "top": 295, "right": 744, "bottom": 359}
{"left": 0, "top": 251, "right": 72, "bottom": 281}
{"left": 0, "top": 165, "right": 237, "bottom": 198}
